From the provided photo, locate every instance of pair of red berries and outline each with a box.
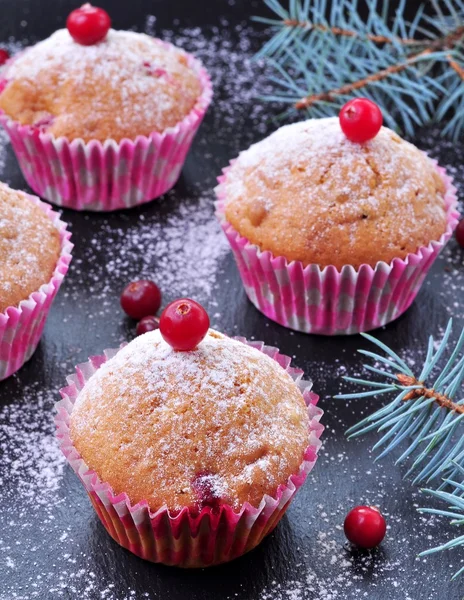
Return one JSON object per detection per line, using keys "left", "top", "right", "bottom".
{"left": 120, "top": 280, "right": 210, "bottom": 351}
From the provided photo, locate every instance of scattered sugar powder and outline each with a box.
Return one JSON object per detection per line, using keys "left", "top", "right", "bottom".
{"left": 0, "top": 17, "right": 461, "bottom": 600}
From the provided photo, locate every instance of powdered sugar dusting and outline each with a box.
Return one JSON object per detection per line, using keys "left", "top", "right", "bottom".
{"left": 221, "top": 117, "right": 448, "bottom": 268}
{"left": 0, "top": 182, "right": 60, "bottom": 311}
{"left": 2, "top": 29, "right": 203, "bottom": 140}
{"left": 224, "top": 118, "right": 445, "bottom": 227}
{"left": 70, "top": 329, "right": 309, "bottom": 510}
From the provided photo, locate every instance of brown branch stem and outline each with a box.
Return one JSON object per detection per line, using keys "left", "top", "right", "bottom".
{"left": 447, "top": 54, "right": 464, "bottom": 80}
{"left": 283, "top": 19, "right": 421, "bottom": 45}
{"left": 293, "top": 25, "right": 464, "bottom": 110}
{"left": 396, "top": 373, "right": 464, "bottom": 414}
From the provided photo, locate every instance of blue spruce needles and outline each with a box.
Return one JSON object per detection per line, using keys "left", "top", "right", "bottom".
{"left": 254, "top": 0, "right": 464, "bottom": 139}
{"left": 336, "top": 319, "right": 464, "bottom": 486}
{"left": 420, "top": 464, "right": 464, "bottom": 579}
{"left": 336, "top": 319, "right": 464, "bottom": 576}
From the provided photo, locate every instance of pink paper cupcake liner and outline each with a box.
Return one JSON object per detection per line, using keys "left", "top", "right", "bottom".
{"left": 0, "top": 190, "right": 73, "bottom": 380}
{"left": 0, "top": 44, "right": 213, "bottom": 212}
{"left": 55, "top": 339, "right": 323, "bottom": 568}
{"left": 215, "top": 160, "right": 459, "bottom": 335}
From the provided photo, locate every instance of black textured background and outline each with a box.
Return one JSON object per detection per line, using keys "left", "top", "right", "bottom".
{"left": 0, "top": 1, "right": 463, "bottom": 599}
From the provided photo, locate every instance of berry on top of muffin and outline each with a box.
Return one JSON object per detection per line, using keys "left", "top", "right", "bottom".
{"left": 0, "top": 183, "right": 61, "bottom": 313}
{"left": 222, "top": 118, "right": 447, "bottom": 270}
{"left": 0, "top": 28, "right": 203, "bottom": 142}
{"left": 70, "top": 329, "right": 310, "bottom": 512}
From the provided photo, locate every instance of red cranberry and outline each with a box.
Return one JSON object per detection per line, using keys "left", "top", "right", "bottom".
{"left": 456, "top": 219, "right": 464, "bottom": 248}
{"left": 0, "top": 49, "right": 10, "bottom": 66}
{"left": 344, "top": 505, "right": 386, "bottom": 549}
{"left": 159, "top": 298, "right": 210, "bottom": 351}
{"left": 120, "top": 280, "right": 162, "bottom": 320}
{"left": 339, "top": 98, "right": 383, "bottom": 143}
{"left": 33, "top": 115, "right": 54, "bottom": 132}
{"left": 191, "top": 471, "right": 222, "bottom": 510}
{"left": 67, "top": 4, "right": 111, "bottom": 46}
{"left": 136, "top": 316, "right": 160, "bottom": 336}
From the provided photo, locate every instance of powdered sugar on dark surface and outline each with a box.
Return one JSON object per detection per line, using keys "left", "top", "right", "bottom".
{"left": 0, "top": 10, "right": 463, "bottom": 600}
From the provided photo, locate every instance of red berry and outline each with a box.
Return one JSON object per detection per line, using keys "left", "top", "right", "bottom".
{"left": 339, "top": 98, "right": 383, "bottom": 143}
{"left": 67, "top": 4, "right": 111, "bottom": 46}
{"left": 191, "top": 471, "right": 222, "bottom": 510}
{"left": 136, "top": 316, "right": 160, "bottom": 336}
{"left": 159, "top": 298, "right": 210, "bottom": 351}
{"left": 0, "top": 49, "right": 10, "bottom": 66}
{"left": 120, "top": 280, "right": 162, "bottom": 320}
{"left": 456, "top": 219, "right": 464, "bottom": 248}
{"left": 344, "top": 505, "right": 386, "bottom": 549}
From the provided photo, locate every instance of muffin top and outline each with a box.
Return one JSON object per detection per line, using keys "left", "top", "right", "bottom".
{"left": 222, "top": 118, "right": 447, "bottom": 269}
{"left": 0, "top": 183, "right": 61, "bottom": 313}
{"left": 0, "top": 29, "right": 203, "bottom": 143}
{"left": 70, "top": 329, "right": 310, "bottom": 512}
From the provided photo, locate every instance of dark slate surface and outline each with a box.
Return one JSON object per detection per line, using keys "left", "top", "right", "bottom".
{"left": 0, "top": 1, "right": 463, "bottom": 599}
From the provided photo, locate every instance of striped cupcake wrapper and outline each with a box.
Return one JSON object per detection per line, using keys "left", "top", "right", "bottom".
{"left": 55, "top": 339, "right": 323, "bottom": 568}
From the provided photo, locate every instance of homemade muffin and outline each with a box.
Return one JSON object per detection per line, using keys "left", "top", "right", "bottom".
{"left": 0, "top": 183, "right": 61, "bottom": 312}
{"left": 223, "top": 118, "right": 447, "bottom": 270}
{"left": 70, "top": 329, "right": 310, "bottom": 512}
{"left": 0, "top": 29, "right": 202, "bottom": 143}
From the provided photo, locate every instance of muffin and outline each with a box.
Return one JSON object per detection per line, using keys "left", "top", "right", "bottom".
{"left": 0, "top": 6, "right": 212, "bottom": 211}
{"left": 216, "top": 117, "right": 458, "bottom": 335}
{"left": 56, "top": 329, "right": 323, "bottom": 567}
{"left": 0, "top": 183, "right": 72, "bottom": 379}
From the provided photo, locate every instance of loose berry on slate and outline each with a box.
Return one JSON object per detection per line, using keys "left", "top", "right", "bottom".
{"left": 120, "top": 280, "right": 162, "bottom": 320}
{"left": 67, "top": 4, "right": 111, "bottom": 46}
{"left": 339, "top": 98, "right": 383, "bottom": 143}
{"left": 456, "top": 219, "right": 464, "bottom": 248}
{"left": 344, "top": 505, "right": 387, "bottom": 549}
{"left": 0, "top": 49, "right": 10, "bottom": 66}
{"left": 159, "top": 298, "right": 210, "bottom": 351}
{"left": 136, "top": 316, "right": 160, "bottom": 336}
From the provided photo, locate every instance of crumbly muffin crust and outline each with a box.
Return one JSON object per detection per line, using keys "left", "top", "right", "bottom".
{"left": 0, "top": 29, "right": 203, "bottom": 143}
{"left": 0, "top": 183, "right": 61, "bottom": 313}
{"left": 223, "top": 118, "right": 447, "bottom": 269}
{"left": 70, "top": 330, "right": 310, "bottom": 512}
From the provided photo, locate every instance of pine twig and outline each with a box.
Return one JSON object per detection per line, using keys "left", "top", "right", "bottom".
{"left": 295, "top": 48, "right": 434, "bottom": 109}
{"left": 295, "top": 25, "right": 464, "bottom": 110}
{"left": 255, "top": 0, "right": 464, "bottom": 138}
{"left": 335, "top": 319, "right": 464, "bottom": 487}
{"left": 336, "top": 320, "right": 464, "bottom": 576}
{"left": 419, "top": 464, "right": 464, "bottom": 580}
{"left": 398, "top": 374, "right": 464, "bottom": 414}
{"left": 447, "top": 54, "right": 464, "bottom": 80}
{"left": 281, "top": 20, "right": 421, "bottom": 45}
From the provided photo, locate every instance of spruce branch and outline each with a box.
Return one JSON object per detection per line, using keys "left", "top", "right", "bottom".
{"left": 295, "top": 24, "right": 464, "bottom": 110}
{"left": 335, "top": 320, "right": 464, "bottom": 487}
{"left": 419, "top": 464, "right": 464, "bottom": 579}
{"left": 278, "top": 20, "right": 421, "bottom": 46}
{"left": 447, "top": 54, "right": 464, "bottom": 79}
{"left": 337, "top": 320, "right": 464, "bottom": 576}
{"left": 254, "top": 0, "right": 464, "bottom": 138}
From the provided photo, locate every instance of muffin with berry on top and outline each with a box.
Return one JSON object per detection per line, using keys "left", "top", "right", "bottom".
{"left": 0, "top": 4, "right": 212, "bottom": 211}
{"left": 216, "top": 98, "right": 458, "bottom": 335}
{"left": 56, "top": 299, "right": 323, "bottom": 567}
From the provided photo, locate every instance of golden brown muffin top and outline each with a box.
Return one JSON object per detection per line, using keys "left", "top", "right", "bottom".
{"left": 70, "top": 329, "right": 310, "bottom": 512}
{"left": 222, "top": 118, "right": 447, "bottom": 270}
{"left": 0, "top": 29, "right": 203, "bottom": 143}
{"left": 0, "top": 183, "right": 61, "bottom": 313}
